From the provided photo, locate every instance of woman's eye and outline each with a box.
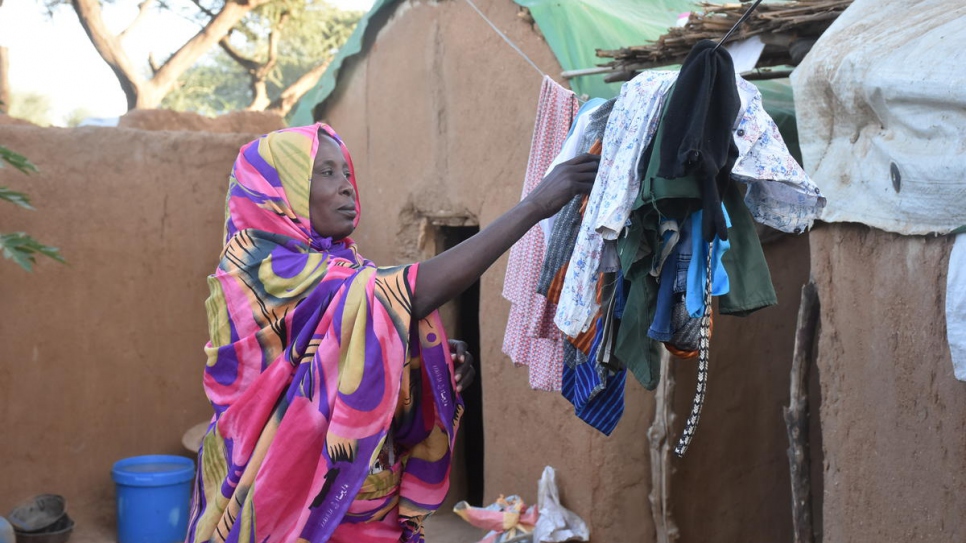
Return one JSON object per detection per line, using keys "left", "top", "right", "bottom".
{"left": 344, "top": 171, "right": 352, "bottom": 179}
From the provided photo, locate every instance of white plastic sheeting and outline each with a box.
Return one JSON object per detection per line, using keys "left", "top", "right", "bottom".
{"left": 947, "top": 234, "right": 966, "bottom": 382}
{"left": 791, "top": 0, "right": 966, "bottom": 235}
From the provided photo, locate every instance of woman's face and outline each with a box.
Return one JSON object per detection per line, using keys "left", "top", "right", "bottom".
{"left": 309, "top": 135, "right": 357, "bottom": 239}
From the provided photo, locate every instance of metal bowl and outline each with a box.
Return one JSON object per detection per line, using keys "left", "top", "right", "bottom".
{"left": 7, "top": 496, "right": 66, "bottom": 534}
{"left": 13, "top": 515, "right": 73, "bottom": 543}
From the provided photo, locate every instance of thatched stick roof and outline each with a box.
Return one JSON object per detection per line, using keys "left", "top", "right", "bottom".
{"left": 591, "top": 0, "right": 852, "bottom": 82}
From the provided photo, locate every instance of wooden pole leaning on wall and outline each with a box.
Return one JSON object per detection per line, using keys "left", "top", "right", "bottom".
{"left": 784, "top": 280, "right": 820, "bottom": 543}
{"left": 648, "top": 349, "right": 680, "bottom": 543}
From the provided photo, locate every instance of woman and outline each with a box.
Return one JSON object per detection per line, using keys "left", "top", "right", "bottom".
{"left": 186, "top": 123, "right": 598, "bottom": 542}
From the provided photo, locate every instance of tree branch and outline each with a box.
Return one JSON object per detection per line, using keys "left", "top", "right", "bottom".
{"left": 70, "top": 0, "right": 144, "bottom": 110}
{"left": 146, "top": 0, "right": 273, "bottom": 108}
{"left": 266, "top": 56, "right": 332, "bottom": 116}
{"left": 187, "top": 0, "right": 217, "bottom": 20}
{"left": 219, "top": 36, "right": 259, "bottom": 73}
{"left": 244, "top": 11, "right": 286, "bottom": 111}
{"left": 118, "top": 0, "right": 155, "bottom": 43}
{"left": 258, "top": 11, "right": 287, "bottom": 78}
{"left": 148, "top": 52, "right": 161, "bottom": 74}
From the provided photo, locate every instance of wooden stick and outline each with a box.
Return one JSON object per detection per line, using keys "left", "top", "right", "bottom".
{"left": 783, "top": 280, "right": 820, "bottom": 543}
{"left": 560, "top": 66, "right": 616, "bottom": 79}
{"left": 648, "top": 349, "right": 681, "bottom": 543}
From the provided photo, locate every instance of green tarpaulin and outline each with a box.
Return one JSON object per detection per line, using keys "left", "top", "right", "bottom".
{"left": 511, "top": 0, "right": 697, "bottom": 99}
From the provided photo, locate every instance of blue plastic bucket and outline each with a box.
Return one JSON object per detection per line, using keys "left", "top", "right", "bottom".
{"left": 111, "top": 455, "right": 195, "bottom": 543}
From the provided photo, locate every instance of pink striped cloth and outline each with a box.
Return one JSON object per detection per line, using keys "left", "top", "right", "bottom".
{"left": 502, "top": 76, "right": 578, "bottom": 391}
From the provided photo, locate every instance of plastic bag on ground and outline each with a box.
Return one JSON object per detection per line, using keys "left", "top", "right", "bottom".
{"left": 453, "top": 494, "right": 537, "bottom": 543}
{"left": 532, "top": 466, "right": 590, "bottom": 543}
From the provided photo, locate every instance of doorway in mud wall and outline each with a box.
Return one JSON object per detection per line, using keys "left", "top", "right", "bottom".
{"left": 418, "top": 218, "right": 484, "bottom": 508}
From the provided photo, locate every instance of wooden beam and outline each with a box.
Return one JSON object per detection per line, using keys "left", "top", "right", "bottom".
{"left": 783, "top": 280, "right": 820, "bottom": 543}
{"left": 648, "top": 349, "right": 681, "bottom": 543}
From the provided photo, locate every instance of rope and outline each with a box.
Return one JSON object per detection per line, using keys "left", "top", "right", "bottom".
{"left": 462, "top": 0, "right": 546, "bottom": 78}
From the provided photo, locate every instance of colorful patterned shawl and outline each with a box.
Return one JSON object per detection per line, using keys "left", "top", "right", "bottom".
{"left": 186, "top": 124, "right": 462, "bottom": 543}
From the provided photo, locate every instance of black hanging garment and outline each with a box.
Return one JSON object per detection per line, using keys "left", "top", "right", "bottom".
{"left": 657, "top": 39, "right": 741, "bottom": 243}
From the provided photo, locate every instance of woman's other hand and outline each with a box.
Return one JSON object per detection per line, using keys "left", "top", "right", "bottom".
{"left": 523, "top": 153, "right": 600, "bottom": 220}
{"left": 449, "top": 339, "right": 476, "bottom": 393}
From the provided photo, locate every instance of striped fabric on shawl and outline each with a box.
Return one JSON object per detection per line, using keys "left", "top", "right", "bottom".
{"left": 186, "top": 123, "right": 463, "bottom": 543}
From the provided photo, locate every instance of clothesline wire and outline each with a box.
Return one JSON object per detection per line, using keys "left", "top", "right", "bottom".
{"left": 462, "top": 0, "right": 547, "bottom": 79}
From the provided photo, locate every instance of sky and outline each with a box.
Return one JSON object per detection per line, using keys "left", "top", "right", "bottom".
{"left": 0, "top": 0, "right": 376, "bottom": 124}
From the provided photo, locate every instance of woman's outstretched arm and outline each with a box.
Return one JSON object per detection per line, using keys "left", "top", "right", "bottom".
{"left": 412, "top": 153, "right": 600, "bottom": 320}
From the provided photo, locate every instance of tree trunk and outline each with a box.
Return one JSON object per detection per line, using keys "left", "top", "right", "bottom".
{"left": 70, "top": 0, "right": 271, "bottom": 110}
{"left": 266, "top": 58, "right": 332, "bottom": 117}
{"left": 242, "top": 15, "right": 285, "bottom": 112}
{"left": 248, "top": 79, "right": 272, "bottom": 111}
{"left": 0, "top": 46, "right": 10, "bottom": 114}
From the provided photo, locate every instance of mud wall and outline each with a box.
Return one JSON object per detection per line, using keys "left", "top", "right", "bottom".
{"left": 117, "top": 109, "right": 285, "bottom": 134}
{"left": 315, "top": 0, "right": 809, "bottom": 541}
{"left": 810, "top": 224, "right": 966, "bottom": 542}
{"left": 0, "top": 125, "right": 254, "bottom": 532}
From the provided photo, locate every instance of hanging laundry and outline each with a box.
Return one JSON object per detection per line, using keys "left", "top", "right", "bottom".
{"left": 612, "top": 72, "right": 778, "bottom": 391}
{"left": 561, "top": 271, "right": 628, "bottom": 436}
{"left": 555, "top": 69, "right": 824, "bottom": 339}
{"left": 530, "top": 110, "right": 609, "bottom": 365}
{"left": 622, "top": 40, "right": 793, "bottom": 456}
{"left": 554, "top": 72, "right": 677, "bottom": 338}
{"left": 648, "top": 218, "right": 689, "bottom": 343}
{"left": 731, "top": 77, "right": 824, "bottom": 234}
{"left": 538, "top": 103, "right": 613, "bottom": 297}
{"left": 502, "top": 75, "right": 578, "bottom": 391}
{"left": 685, "top": 208, "right": 732, "bottom": 317}
{"left": 538, "top": 98, "right": 607, "bottom": 245}
{"left": 947, "top": 233, "right": 966, "bottom": 381}
{"left": 578, "top": 99, "right": 616, "bottom": 150}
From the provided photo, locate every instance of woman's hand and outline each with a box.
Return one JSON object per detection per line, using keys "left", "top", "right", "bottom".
{"left": 449, "top": 339, "right": 475, "bottom": 393}
{"left": 523, "top": 153, "right": 600, "bottom": 220}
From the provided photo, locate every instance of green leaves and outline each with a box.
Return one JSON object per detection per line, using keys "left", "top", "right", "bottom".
{"left": 0, "top": 232, "right": 66, "bottom": 272}
{"left": 0, "top": 187, "right": 35, "bottom": 210}
{"left": 1, "top": 145, "right": 65, "bottom": 271}
{"left": 0, "top": 145, "right": 40, "bottom": 175}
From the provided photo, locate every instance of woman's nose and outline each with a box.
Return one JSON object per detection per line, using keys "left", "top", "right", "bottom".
{"left": 339, "top": 180, "right": 354, "bottom": 198}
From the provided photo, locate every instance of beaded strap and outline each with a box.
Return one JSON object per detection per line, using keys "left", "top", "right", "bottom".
{"left": 674, "top": 241, "right": 714, "bottom": 457}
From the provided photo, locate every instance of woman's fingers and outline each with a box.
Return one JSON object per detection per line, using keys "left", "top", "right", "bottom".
{"left": 449, "top": 339, "right": 473, "bottom": 390}
{"left": 566, "top": 152, "right": 600, "bottom": 164}
{"left": 456, "top": 363, "right": 476, "bottom": 392}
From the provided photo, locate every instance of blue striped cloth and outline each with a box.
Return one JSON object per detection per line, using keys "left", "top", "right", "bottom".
{"left": 561, "top": 273, "right": 628, "bottom": 435}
